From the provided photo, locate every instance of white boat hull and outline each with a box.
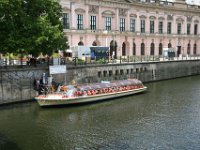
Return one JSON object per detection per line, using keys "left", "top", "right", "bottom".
{"left": 35, "top": 86, "right": 147, "bottom": 107}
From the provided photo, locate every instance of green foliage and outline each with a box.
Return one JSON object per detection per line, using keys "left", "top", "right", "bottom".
{"left": 0, "top": 0, "right": 67, "bottom": 56}
{"left": 96, "top": 58, "right": 106, "bottom": 64}
{"left": 52, "top": 52, "right": 59, "bottom": 58}
{"left": 4, "top": 53, "right": 18, "bottom": 59}
{"left": 77, "top": 59, "right": 84, "bottom": 65}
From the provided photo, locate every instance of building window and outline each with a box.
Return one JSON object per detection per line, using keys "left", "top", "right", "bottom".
{"left": 77, "top": 14, "right": 83, "bottom": 30}
{"left": 133, "top": 43, "right": 136, "bottom": 55}
{"left": 141, "top": 43, "right": 145, "bottom": 55}
{"left": 187, "top": 43, "right": 190, "bottom": 54}
{"left": 122, "top": 42, "right": 126, "bottom": 56}
{"left": 63, "top": 13, "right": 70, "bottom": 29}
{"left": 167, "top": 22, "right": 171, "bottom": 34}
{"left": 78, "top": 41, "right": 84, "bottom": 46}
{"left": 177, "top": 23, "right": 181, "bottom": 34}
{"left": 92, "top": 41, "right": 97, "bottom": 46}
{"left": 130, "top": 18, "right": 135, "bottom": 32}
{"left": 193, "top": 43, "right": 197, "bottom": 54}
{"left": 90, "top": 15, "right": 96, "bottom": 30}
{"left": 194, "top": 24, "right": 198, "bottom": 35}
{"left": 150, "top": 20, "right": 154, "bottom": 34}
{"left": 187, "top": 24, "right": 191, "bottom": 35}
{"left": 168, "top": 43, "right": 172, "bottom": 48}
{"left": 150, "top": 43, "right": 155, "bottom": 55}
{"left": 120, "top": 18, "right": 125, "bottom": 32}
{"left": 159, "top": 21, "right": 163, "bottom": 34}
{"left": 141, "top": 20, "right": 145, "bottom": 33}
{"left": 159, "top": 43, "right": 162, "bottom": 55}
{"left": 105, "top": 17, "right": 111, "bottom": 31}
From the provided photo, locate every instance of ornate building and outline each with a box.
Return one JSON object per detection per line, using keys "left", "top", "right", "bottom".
{"left": 60, "top": 0, "right": 200, "bottom": 57}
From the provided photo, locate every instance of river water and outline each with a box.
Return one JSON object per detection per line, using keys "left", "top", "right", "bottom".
{"left": 1, "top": 76, "right": 200, "bottom": 150}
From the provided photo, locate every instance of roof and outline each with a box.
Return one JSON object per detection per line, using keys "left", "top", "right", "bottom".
{"left": 77, "top": 79, "right": 143, "bottom": 91}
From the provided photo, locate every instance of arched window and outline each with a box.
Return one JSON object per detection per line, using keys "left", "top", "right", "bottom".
{"left": 110, "top": 40, "right": 118, "bottom": 58}
{"left": 92, "top": 41, "right": 97, "bottom": 46}
{"left": 194, "top": 24, "right": 198, "bottom": 35}
{"left": 78, "top": 41, "right": 84, "bottom": 46}
{"left": 187, "top": 43, "right": 190, "bottom": 55}
{"left": 141, "top": 43, "right": 145, "bottom": 55}
{"left": 159, "top": 43, "right": 162, "bottom": 55}
{"left": 122, "top": 42, "right": 126, "bottom": 56}
{"left": 168, "top": 43, "right": 172, "bottom": 48}
{"left": 193, "top": 43, "right": 197, "bottom": 55}
{"left": 150, "top": 43, "right": 155, "bottom": 55}
{"left": 133, "top": 43, "right": 136, "bottom": 55}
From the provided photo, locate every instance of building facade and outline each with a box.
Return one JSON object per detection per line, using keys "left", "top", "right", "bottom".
{"left": 60, "top": 0, "right": 200, "bottom": 58}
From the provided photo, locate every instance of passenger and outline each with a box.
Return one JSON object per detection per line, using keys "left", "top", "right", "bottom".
{"left": 87, "top": 90, "right": 91, "bottom": 96}
{"left": 94, "top": 90, "right": 97, "bottom": 94}
{"left": 78, "top": 91, "right": 82, "bottom": 96}
{"left": 83, "top": 91, "right": 87, "bottom": 96}
{"left": 100, "top": 89, "right": 103, "bottom": 94}
{"left": 74, "top": 91, "right": 77, "bottom": 97}
{"left": 91, "top": 90, "right": 95, "bottom": 95}
{"left": 119, "top": 87, "right": 122, "bottom": 91}
{"left": 122, "top": 86, "right": 126, "bottom": 91}
{"left": 97, "top": 90, "right": 100, "bottom": 94}
{"left": 93, "top": 90, "right": 97, "bottom": 95}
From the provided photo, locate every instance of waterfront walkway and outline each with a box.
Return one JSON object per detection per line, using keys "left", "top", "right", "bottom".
{"left": 0, "top": 55, "right": 200, "bottom": 68}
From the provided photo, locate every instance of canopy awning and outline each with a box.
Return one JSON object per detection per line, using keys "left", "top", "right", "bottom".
{"left": 78, "top": 79, "right": 142, "bottom": 91}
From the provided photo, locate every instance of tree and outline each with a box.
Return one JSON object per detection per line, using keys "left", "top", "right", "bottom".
{"left": 0, "top": 0, "right": 67, "bottom": 57}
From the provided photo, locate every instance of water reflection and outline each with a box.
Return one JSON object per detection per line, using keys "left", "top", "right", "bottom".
{"left": 1, "top": 76, "right": 200, "bottom": 149}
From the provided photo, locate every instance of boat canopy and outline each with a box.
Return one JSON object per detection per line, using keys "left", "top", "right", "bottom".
{"left": 77, "top": 79, "right": 143, "bottom": 91}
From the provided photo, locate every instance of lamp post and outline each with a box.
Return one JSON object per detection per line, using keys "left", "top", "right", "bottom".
{"left": 103, "top": 30, "right": 110, "bottom": 62}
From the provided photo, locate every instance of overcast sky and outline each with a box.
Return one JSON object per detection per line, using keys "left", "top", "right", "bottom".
{"left": 186, "top": 0, "right": 200, "bottom": 5}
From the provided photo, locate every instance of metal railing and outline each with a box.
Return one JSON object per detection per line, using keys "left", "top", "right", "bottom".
{"left": 1, "top": 55, "right": 200, "bottom": 68}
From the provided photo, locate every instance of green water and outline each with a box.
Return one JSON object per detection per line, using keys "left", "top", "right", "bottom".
{"left": 1, "top": 76, "right": 200, "bottom": 150}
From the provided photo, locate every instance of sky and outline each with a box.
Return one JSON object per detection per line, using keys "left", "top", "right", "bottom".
{"left": 160, "top": 0, "right": 200, "bottom": 5}
{"left": 185, "top": 0, "right": 200, "bottom": 5}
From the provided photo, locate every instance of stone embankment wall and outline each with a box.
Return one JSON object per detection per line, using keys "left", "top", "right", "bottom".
{"left": 0, "top": 67, "right": 48, "bottom": 105}
{"left": 1, "top": 60, "right": 200, "bottom": 105}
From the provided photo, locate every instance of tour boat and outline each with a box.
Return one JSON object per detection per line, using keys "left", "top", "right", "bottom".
{"left": 35, "top": 79, "right": 147, "bottom": 107}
